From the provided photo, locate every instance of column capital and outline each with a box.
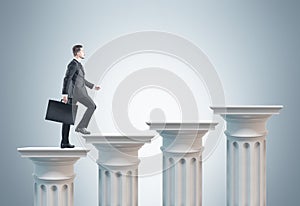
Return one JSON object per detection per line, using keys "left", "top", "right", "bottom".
{"left": 82, "top": 134, "right": 155, "bottom": 169}
{"left": 18, "top": 147, "right": 89, "bottom": 158}
{"left": 210, "top": 105, "right": 283, "bottom": 119}
{"left": 83, "top": 133, "right": 153, "bottom": 147}
{"left": 18, "top": 147, "right": 90, "bottom": 180}
{"left": 210, "top": 105, "right": 283, "bottom": 138}
{"left": 146, "top": 121, "right": 218, "bottom": 131}
{"left": 147, "top": 122, "right": 217, "bottom": 154}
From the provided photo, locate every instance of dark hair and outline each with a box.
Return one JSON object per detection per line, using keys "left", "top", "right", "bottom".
{"left": 72, "top": 45, "right": 83, "bottom": 56}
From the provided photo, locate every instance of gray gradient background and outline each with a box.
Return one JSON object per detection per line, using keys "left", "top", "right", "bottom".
{"left": 0, "top": 0, "right": 299, "bottom": 205}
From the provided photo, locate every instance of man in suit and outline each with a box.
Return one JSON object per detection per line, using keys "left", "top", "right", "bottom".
{"left": 61, "top": 44, "right": 100, "bottom": 148}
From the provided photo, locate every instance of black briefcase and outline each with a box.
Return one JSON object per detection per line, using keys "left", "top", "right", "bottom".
{"left": 45, "top": 99, "right": 78, "bottom": 125}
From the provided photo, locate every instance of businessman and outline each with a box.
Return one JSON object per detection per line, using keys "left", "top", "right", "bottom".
{"left": 61, "top": 44, "right": 100, "bottom": 148}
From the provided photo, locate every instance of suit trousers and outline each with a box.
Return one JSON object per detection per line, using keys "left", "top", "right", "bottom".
{"left": 61, "top": 94, "right": 96, "bottom": 144}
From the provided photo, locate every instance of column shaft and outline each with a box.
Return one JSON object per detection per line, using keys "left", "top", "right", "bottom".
{"left": 99, "top": 166, "right": 138, "bottom": 206}
{"left": 34, "top": 181, "right": 74, "bottom": 206}
{"left": 227, "top": 136, "right": 266, "bottom": 206}
{"left": 163, "top": 154, "right": 202, "bottom": 206}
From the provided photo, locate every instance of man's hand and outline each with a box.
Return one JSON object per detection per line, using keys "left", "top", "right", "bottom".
{"left": 94, "top": 85, "right": 101, "bottom": 91}
{"left": 62, "top": 95, "right": 68, "bottom": 104}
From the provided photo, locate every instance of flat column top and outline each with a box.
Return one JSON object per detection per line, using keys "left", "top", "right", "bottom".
{"left": 82, "top": 133, "right": 155, "bottom": 144}
{"left": 210, "top": 105, "right": 283, "bottom": 114}
{"left": 146, "top": 122, "right": 218, "bottom": 130}
{"left": 18, "top": 147, "right": 90, "bottom": 157}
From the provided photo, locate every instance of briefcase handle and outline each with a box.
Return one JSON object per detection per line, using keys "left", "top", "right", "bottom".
{"left": 60, "top": 98, "right": 74, "bottom": 105}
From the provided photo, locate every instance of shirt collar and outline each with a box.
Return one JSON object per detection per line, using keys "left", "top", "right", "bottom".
{"left": 73, "top": 57, "right": 82, "bottom": 63}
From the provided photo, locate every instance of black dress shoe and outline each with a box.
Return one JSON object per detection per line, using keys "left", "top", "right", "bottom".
{"left": 75, "top": 127, "right": 91, "bottom": 135}
{"left": 61, "top": 143, "right": 75, "bottom": 148}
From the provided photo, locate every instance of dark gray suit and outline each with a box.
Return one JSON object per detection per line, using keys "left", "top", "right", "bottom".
{"left": 61, "top": 58, "right": 96, "bottom": 143}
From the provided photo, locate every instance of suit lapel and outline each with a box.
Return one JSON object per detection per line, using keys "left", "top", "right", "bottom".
{"left": 79, "top": 64, "right": 85, "bottom": 75}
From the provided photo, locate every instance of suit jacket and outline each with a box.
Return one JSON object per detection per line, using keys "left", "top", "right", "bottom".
{"left": 62, "top": 59, "right": 94, "bottom": 98}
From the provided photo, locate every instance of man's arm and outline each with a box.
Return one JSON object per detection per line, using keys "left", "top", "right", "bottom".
{"left": 62, "top": 62, "right": 77, "bottom": 98}
{"left": 84, "top": 79, "right": 94, "bottom": 89}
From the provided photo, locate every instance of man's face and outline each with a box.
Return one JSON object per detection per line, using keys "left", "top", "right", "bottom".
{"left": 77, "top": 48, "right": 85, "bottom": 59}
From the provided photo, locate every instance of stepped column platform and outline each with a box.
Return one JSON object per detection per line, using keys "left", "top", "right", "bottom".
{"left": 210, "top": 105, "right": 283, "bottom": 206}
{"left": 18, "top": 147, "right": 89, "bottom": 206}
{"left": 82, "top": 134, "right": 155, "bottom": 206}
{"left": 147, "top": 122, "right": 218, "bottom": 206}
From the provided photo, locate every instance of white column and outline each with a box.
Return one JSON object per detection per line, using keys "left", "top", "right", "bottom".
{"left": 147, "top": 122, "right": 218, "bottom": 206}
{"left": 82, "top": 134, "right": 154, "bottom": 206}
{"left": 211, "top": 105, "right": 283, "bottom": 206}
{"left": 18, "top": 147, "right": 89, "bottom": 206}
